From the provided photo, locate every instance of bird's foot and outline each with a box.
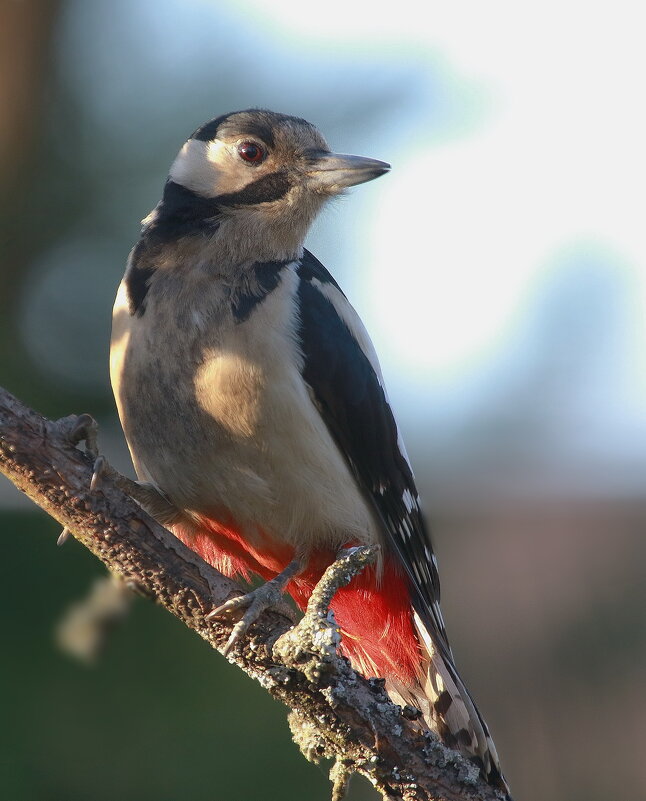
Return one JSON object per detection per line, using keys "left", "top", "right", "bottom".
{"left": 56, "top": 412, "right": 179, "bottom": 526}
{"left": 64, "top": 412, "right": 100, "bottom": 458}
{"left": 273, "top": 545, "right": 379, "bottom": 684}
{"left": 207, "top": 558, "right": 303, "bottom": 656}
{"left": 52, "top": 413, "right": 100, "bottom": 545}
{"left": 57, "top": 412, "right": 106, "bottom": 492}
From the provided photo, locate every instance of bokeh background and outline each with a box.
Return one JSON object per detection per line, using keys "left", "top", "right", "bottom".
{"left": 1, "top": 1, "right": 645, "bottom": 799}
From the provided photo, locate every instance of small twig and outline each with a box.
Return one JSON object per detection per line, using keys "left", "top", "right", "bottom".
{"left": 56, "top": 526, "right": 71, "bottom": 546}
{"left": 56, "top": 574, "right": 134, "bottom": 663}
{"left": 0, "top": 384, "right": 507, "bottom": 801}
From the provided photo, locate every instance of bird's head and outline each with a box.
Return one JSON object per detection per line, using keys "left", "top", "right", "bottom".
{"left": 153, "top": 109, "right": 390, "bottom": 263}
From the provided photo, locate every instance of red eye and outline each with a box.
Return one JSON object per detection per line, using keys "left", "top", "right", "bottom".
{"left": 237, "top": 141, "right": 265, "bottom": 164}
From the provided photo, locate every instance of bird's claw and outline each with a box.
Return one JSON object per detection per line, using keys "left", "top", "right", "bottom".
{"left": 65, "top": 415, "right": 180, "bottom": 523}
{"left": 208, "top": 558, "right": 302, "bottom": 656}
{"left": 90, "top": 454, "right": 107, "bottom": 491}
{"left": 65, "top": 413, "right": 99, "bottom": 459}
{"left": 57, "top": 412, "right": 106, "bottom": 491}
{"left": 208, "top": 578, "right": 290, "bottom": 657}
{"left": 53, "top": 413, "right": 103, "bottom": 546}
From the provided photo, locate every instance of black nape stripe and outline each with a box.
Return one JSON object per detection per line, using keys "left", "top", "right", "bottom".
{"left": 134, "top": 167, "right": 291, "bottom": 264}
{"left": 160, "top": 180, "right": 221, "bottom": 225}
{"left": 231, "top": 261, "right": 288, "bottom": 322}
{"left": 141, "top": 181, "right": 223, "bottom": 246}
{"left": 216, "top": 170, "right": 291, "bottom": 206}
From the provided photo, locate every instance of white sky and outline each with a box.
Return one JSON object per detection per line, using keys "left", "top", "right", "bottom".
{"left": 224, "top": 0, "right": 645, "bottom": 380}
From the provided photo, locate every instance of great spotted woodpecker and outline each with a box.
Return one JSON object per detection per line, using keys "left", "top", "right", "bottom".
{"left": 110, "top": 109, "right": 509, "bottom": 794}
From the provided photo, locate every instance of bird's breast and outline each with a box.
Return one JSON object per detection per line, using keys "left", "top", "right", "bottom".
{"left": 110, "top": 264, "right": 379, "bottom": 552}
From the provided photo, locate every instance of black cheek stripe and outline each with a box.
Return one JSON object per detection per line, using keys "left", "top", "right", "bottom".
{"left": 216, "top": 170, "right": 291, "bottom": 206}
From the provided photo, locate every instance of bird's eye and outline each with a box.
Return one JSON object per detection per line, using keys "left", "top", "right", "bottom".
{"left": 237, "top": 141, "right": 265, "bottom": 164}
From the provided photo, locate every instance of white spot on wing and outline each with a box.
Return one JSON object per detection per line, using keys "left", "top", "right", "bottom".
{"left": 402, "top": 488, "right": 415, "bottom": 513}
{"left": 425, "top": 545, "right": 438, "bottom": 569}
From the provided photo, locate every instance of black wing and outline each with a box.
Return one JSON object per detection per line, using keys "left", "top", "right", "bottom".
{"left": 296, "top": 249, "right": 451, "bottom": 655}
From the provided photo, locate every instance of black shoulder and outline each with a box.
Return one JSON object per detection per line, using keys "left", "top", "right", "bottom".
{"left": 297, "top": 248, "right": 345, "bottom": 294}
{"left": 231, "top": 260, "right": 290, "bottom": 322}
{"left": 294, "top": 253, "right": 448, "bottom": 649}
{"left": 231, "top": 249, "right": 342, "bottom": 325}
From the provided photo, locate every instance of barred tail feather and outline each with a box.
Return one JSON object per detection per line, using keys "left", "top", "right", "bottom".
{"left": 412, "top": 612, "right": 509, "bottom": 795}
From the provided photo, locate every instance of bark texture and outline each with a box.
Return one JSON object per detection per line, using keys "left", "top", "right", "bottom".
{"left": 0, "top": 385, "right": 507, "bottom": 801}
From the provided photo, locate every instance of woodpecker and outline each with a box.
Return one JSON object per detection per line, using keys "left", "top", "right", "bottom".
{"left": 110, "top": 109, "right": 509, "bottom": 794}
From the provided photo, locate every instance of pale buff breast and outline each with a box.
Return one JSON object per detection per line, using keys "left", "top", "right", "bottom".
{"left": 110, "top": 264, "right": 381, "bottom": 555}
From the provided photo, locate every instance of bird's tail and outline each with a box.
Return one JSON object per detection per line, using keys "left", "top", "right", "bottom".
{"left": 297, "top": 559, "right": 510, "bottom": 796}
{"left": 404, "top": 611, "right": 510, "bottom": 796}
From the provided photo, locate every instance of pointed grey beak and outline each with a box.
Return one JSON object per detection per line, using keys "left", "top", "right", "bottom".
{"left": 305, "top": 151, "right": 390, "bottom": 192}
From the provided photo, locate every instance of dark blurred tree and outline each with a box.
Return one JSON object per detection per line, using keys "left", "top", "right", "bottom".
{"left": 0, "top": 0, "right": 63, "bottom": 401}
{"left": 0, "top": 0, "right": 62, "bottom": 195}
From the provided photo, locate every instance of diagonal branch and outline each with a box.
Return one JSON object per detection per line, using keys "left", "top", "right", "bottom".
{"left": 0, "top": 385, "right": 506, "bottom": 801}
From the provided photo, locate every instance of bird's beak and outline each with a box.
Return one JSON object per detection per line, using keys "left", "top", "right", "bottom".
{"left": 305, "top": 151, "right": 390, "bottom": 192}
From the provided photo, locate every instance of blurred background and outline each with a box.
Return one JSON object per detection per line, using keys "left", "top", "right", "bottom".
{"left": 1, "top": 1, "right": 645, "bottom": 799}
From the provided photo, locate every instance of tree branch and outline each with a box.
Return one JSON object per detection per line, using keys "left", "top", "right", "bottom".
{"left": 0, "top": 385, "right": 506, "bottom": 801}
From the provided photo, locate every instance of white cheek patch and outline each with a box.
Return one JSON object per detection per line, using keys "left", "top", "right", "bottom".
{"left": 205, "top": 138, "right": 232, "bottom": 167}
{"left": 169, "top": 138, "right": 239, "bottom": 198}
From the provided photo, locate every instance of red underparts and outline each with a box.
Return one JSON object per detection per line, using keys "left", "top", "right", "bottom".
{"left": 172, "top": 515, "right": 422, "bottom": 685}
